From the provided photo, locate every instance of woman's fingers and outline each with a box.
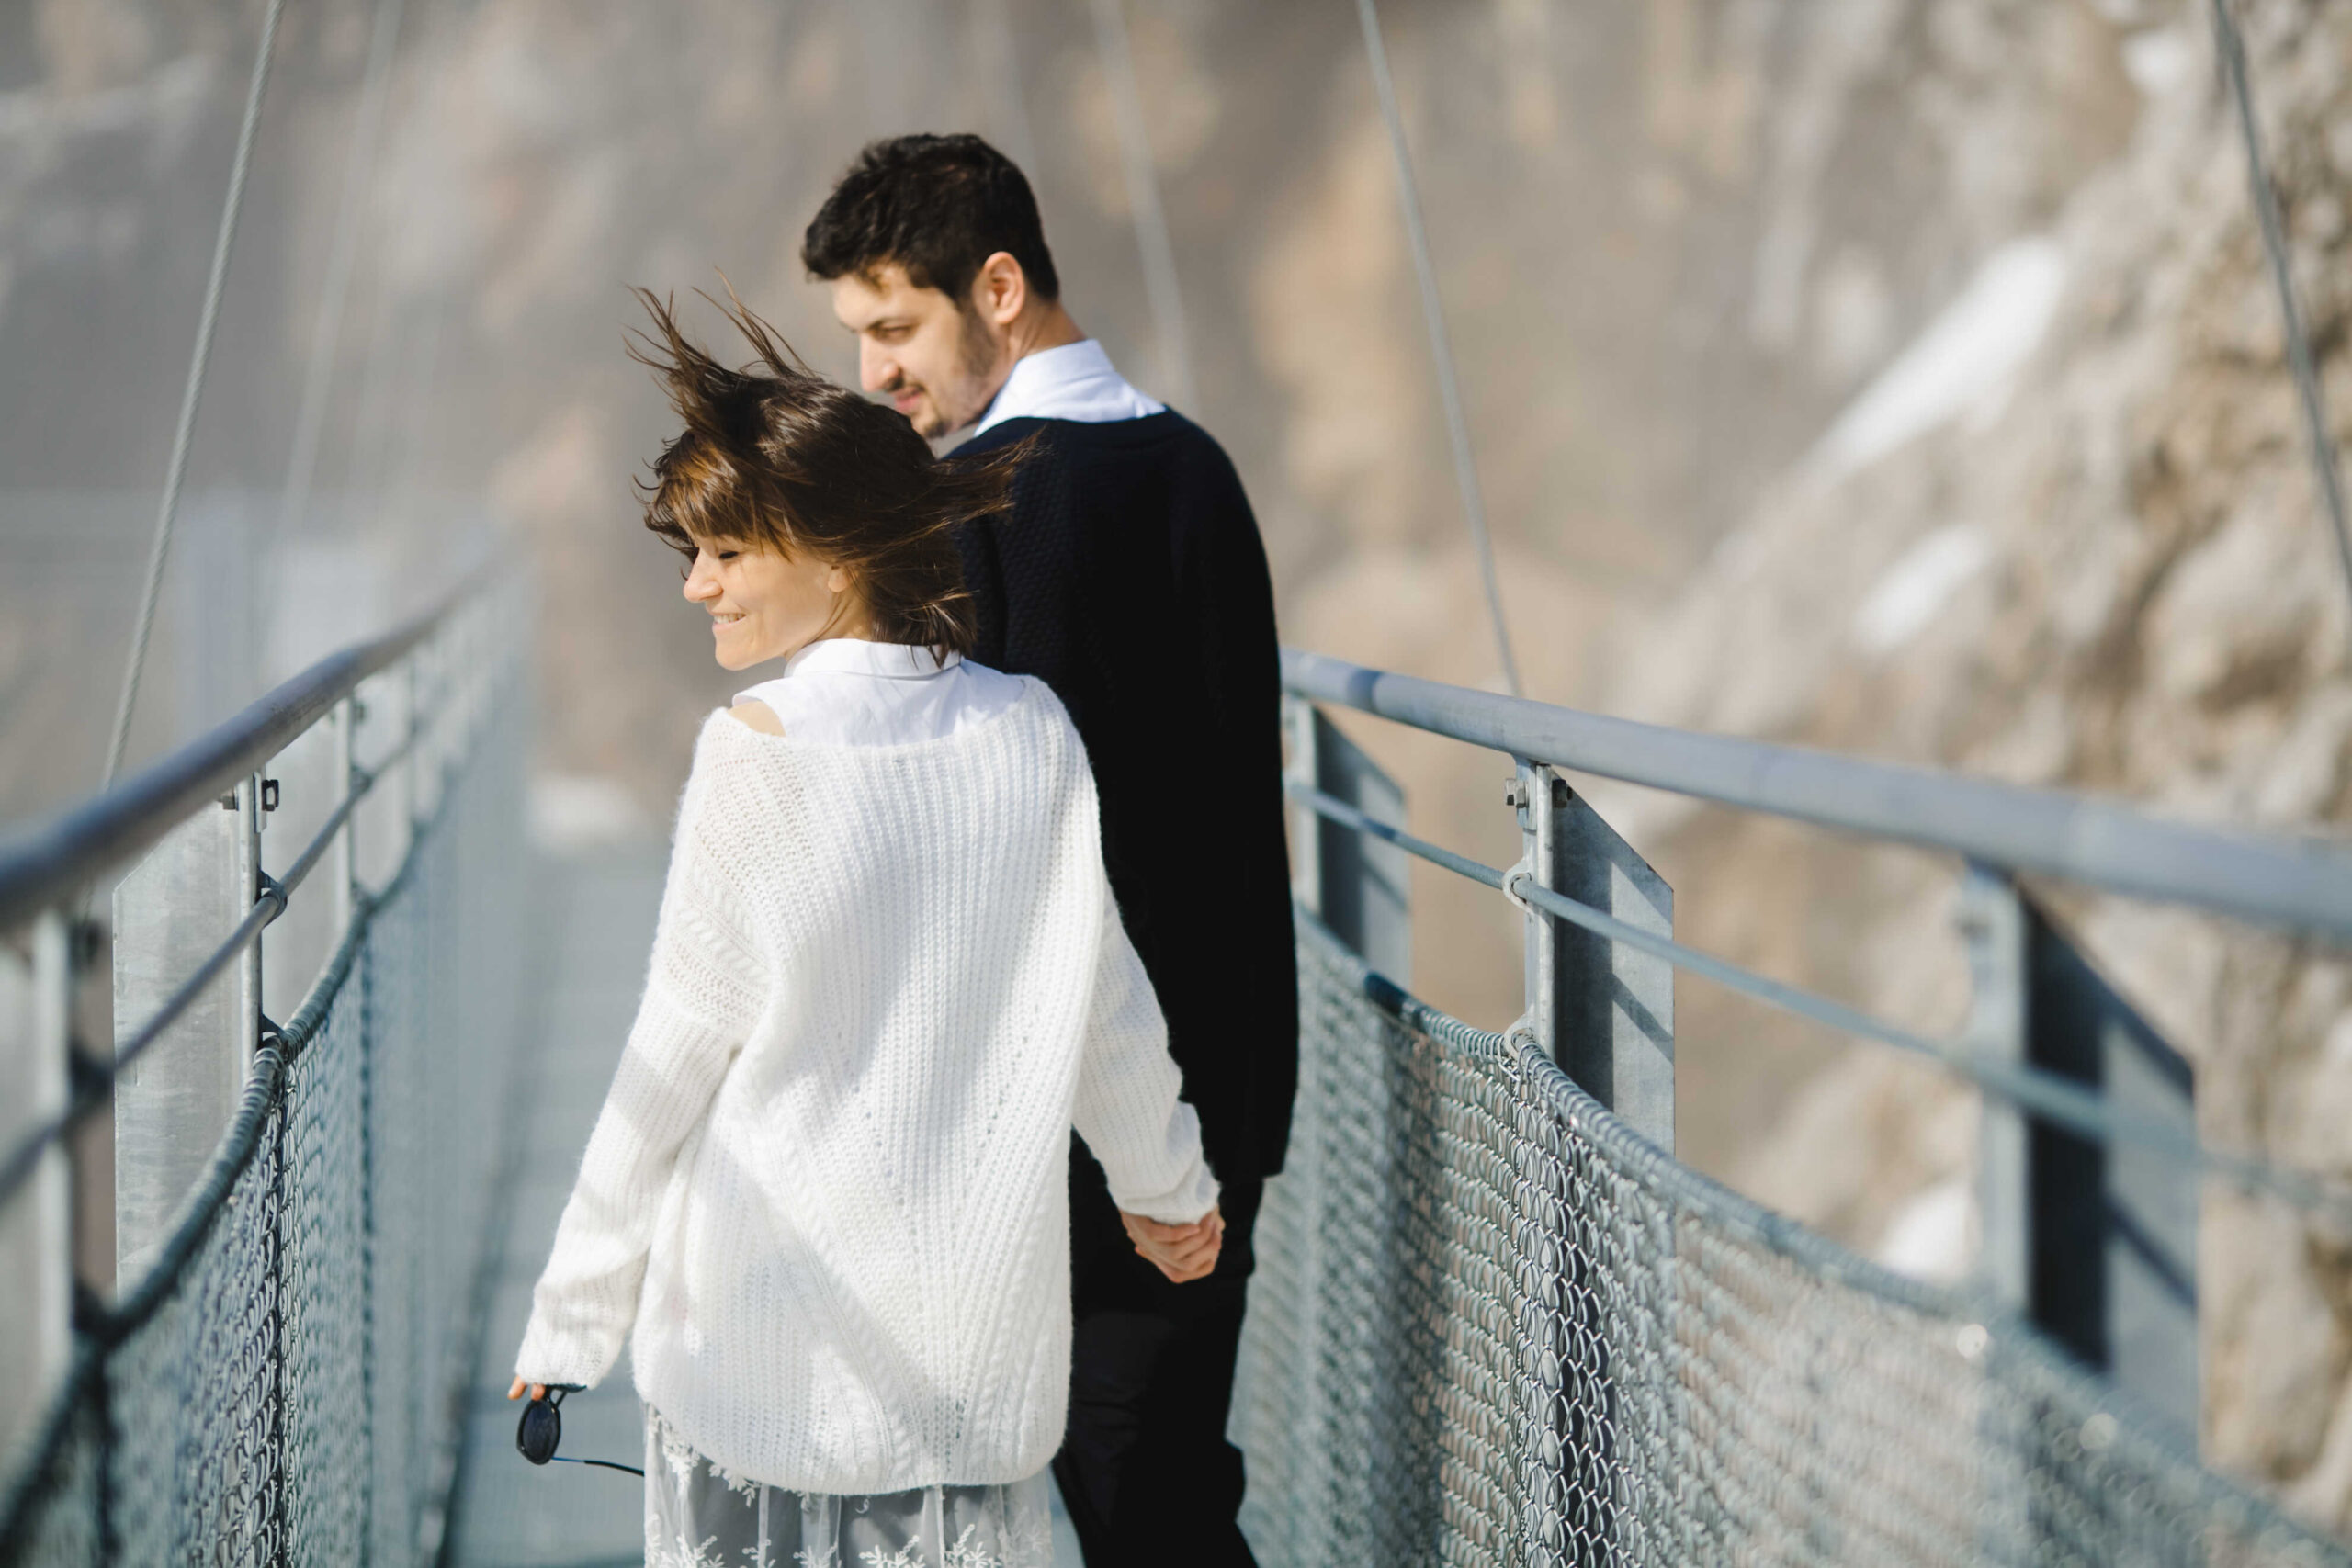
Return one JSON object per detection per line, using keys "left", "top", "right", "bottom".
{"left": 1129, "top": 1232, "right": 1206, "bottom": 1277}
{"left": 1118, "top": 1208, "right": 1216, "bottom": 1245}
{"left": 1116, "top": 1204, "right": 1226, "bottom": 1281}
{"left": 1159, "top": 1231, "right": 1224, "bottom": 1281}
{"left": 506, "top": 1378, "right": 547, "bottom": 1402}
{"left": 1166, "top": 1231, "right": 1218, "bottom": 1264}
{"left": 1165, "top": 1238, "right": 1221, "bottom": 1282}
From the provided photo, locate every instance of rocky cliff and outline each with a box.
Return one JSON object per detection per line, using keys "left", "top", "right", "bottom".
{"left": 1574, "top": 0, "right": 2352, "bottom": 1523}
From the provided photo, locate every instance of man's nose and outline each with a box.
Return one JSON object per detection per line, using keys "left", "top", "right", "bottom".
{"left": 859, "top": 340, "right": 895, "bottom": 393}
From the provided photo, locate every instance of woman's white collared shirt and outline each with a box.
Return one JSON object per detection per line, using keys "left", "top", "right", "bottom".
{"left": 733, "top": 637, "right": 1026, "bottom": 747}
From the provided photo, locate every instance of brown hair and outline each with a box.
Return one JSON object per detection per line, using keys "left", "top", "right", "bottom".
{"left": 628, "top": 286, "right": 1025, "bottom": 657}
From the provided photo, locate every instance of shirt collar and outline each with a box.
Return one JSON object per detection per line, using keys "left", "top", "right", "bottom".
{"left": 968, "top": 339, "right": 1163, "bottom": 437}
{"left": 771, "top": 638, "right": 959, "bottom": 683}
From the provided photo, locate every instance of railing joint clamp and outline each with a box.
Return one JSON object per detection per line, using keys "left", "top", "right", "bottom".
{"left": 1500, "top": 861, "right": 1541, "bottom": 920}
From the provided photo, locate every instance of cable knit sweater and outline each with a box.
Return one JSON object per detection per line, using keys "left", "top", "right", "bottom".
{"left": 513, "top": 679, "right": 1217, "bottom": 1493}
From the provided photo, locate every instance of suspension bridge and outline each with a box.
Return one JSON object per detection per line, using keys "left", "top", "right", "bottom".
{"left": 6, "top": 1, "right": 2352, "bottom": 1565}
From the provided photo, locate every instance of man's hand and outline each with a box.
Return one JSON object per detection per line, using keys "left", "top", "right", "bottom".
{"left": 1120, "top": 1205, "right": 1224, "bottom": 1283}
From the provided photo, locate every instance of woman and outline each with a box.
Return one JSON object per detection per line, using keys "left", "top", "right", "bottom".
{"left": 509, "top": 291, "right": 1222, "bottom": 1568}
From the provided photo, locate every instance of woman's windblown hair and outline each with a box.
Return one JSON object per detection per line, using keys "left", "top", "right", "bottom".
{"left": 629, "top": 286, "right": 1026, "bottom": 658}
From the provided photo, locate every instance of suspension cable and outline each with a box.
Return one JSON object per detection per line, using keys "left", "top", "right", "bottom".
{"left": 1353, "top": 0, "right": 1522, "bottom": 697}
{"left": 2205, "top": 0, "right": 2352, "bottom": 620}
{"left": 275, "top": 0, "right": 410, "bottom": 550}
{"left": 103, "top": 0, "right": 290, "bottom": 786}
{"left": 1087, "top": 0, "right": 1198, "bottom": 415}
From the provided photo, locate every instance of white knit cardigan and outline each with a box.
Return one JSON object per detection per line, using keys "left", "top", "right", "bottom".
{"left": 513, "top": 680, "right": 1217, "bottom": 1494}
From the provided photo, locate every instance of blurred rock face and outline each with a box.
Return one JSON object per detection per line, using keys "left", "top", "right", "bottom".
{"left": 5, "top": 0, "right": 2350, "bottom": 1529}
{"left": 1576, "top": 0, "right": 2352, "bottom": 1529}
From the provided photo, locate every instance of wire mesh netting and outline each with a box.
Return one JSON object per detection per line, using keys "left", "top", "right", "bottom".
{"left": 1235, "top": 917, "right": 2352, "bottom": 1568}
{"left": 0, "top": 671, "right": 526, "bottom": 1568}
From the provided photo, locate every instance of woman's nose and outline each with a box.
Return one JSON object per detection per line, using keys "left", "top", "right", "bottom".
{"left": 683, "top": 561, "right": 719, "bottom": 601}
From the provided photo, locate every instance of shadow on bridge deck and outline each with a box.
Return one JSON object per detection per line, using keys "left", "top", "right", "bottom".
{"left": 440, "top": 843, "right": 1084, "bottom": 1568}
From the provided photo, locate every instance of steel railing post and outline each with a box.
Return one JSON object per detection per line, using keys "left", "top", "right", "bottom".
{"left": 0, "top": 910, "right": 74, "bottom": 1472}
{"left": 402, "top": 653, "right": 424, "bottom": 862}
{"left": 1962, "top": 864, "right": 2198, "bottom": 1429}
{"left": 1509, "top": 762, "right": 1676, "bottom": 1562}
{"left": 1512, "top": 762, "right": 1674, "bottom": 1150}
{"left": 1284, "top": 695, "right": 1409, "bottom": 981}
{"left": 333, "top": 696, "right": 359, "bottom": 937}
{"left": 113, "top": 773, "right": 264, "bottom": 1281}
{"left": 1283, "top": 696, "right": 1320, "bottom": 915}
{"left": 1962, "top": 867, "right": 2031, "bottom": 1312}
{"left": 241, "top": 770, "right": 265, "bottom": 1054}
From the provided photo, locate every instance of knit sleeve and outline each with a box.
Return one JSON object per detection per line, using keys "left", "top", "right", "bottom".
{"left": 514, "top": 761, "right": 765, "bottom": 1388}
{"left": 1071, "top": 881, "right": 1220, "bottom": 1225}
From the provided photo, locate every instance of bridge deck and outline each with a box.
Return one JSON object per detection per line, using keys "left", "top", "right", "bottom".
{"left": 446, "top": 846, "right": 665, "bottom": 1568}
{"left": 442, "top": 843, "right": 1084, "bottom": 1567}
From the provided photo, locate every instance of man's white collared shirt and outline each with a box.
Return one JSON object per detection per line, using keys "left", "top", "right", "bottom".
{"left": 967, "top": 339, "right": 1164, "bottom": 439}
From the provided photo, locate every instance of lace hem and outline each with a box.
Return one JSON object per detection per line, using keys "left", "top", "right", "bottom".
{"left": 644, "top": 1406, "right": 1057, "bottom": 1568}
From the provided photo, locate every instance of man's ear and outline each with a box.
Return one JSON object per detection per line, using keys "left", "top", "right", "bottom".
{"left": 974, "top": 252, "right": 1028, "bottom": 327}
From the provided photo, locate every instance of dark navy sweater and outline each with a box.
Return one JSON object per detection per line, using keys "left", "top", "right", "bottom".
{"left": 953, "top": 412, "right": 1297, "bottom": 1182}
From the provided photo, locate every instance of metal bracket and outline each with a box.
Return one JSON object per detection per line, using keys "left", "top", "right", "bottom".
{"left": 1962, "top": 865, "right": 2197, "bottom": 1431}
{"left": 1285, "top": 695, "right": 1409, "bottom": 983}
{"left": 1515, "top": 760, "right": 1674, "bottom": 1151}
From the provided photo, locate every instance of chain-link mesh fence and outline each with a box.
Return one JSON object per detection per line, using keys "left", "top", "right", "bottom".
{"left": 0, "top": 662, "right": 526, "bottom": 1568}
{"left": 1235, "top": 917, "right": 2351, "bottom": 1568}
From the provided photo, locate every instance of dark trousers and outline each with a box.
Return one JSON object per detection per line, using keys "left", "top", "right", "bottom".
{"left": 1054, "top": 1143, "right": 1262, "bottom": 1568}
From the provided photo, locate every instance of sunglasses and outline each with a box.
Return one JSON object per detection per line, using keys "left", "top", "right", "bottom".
{"left": 515, "top": 1385, "right": 645, "bottom": 1477}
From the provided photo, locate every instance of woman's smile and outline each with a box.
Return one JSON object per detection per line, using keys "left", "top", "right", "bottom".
{"left": 684, "top": 542, "right": 872, "bottom": 671}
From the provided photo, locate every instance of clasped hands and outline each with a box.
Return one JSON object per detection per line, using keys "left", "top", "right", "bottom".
{"left": 1119, "top": 1203, "right": 1223, "bottom": 1283}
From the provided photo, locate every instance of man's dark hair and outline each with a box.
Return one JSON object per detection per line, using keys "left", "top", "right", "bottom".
{"left": 801, "top": 133, "right": 1060, "bottom": 305}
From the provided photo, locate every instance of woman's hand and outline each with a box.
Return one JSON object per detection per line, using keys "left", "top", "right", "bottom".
{"left": 508, "top": 1377, "right": 548, "bottom": 1403}
{"left": 1120, "top": 1205, "right": 1224, "bottom": 1283}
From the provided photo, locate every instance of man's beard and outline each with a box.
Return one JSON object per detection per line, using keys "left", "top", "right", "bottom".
{"left": 905, "top": 306, "right": 1004, "bottom": 439}
{"left": 944, "top": 302, "right": 1000, "bottom": 432}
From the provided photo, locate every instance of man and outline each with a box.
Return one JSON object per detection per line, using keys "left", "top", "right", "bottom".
{"left": 805, "top": 134, "right": 1295, "bottom": 1567}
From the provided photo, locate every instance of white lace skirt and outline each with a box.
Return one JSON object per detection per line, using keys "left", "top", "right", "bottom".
{"left": 643, "top": 1406, "right": 1057, "bottom": 1568}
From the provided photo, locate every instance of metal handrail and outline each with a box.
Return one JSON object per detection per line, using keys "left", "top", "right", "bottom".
{"left": 1283, "top": 648, "right": 2352, "bottom": 941}
{"left": 0, "top": 730, "right": 409, "bottom": 1209}
{"left": 0, "top": 592, "right": 463, "bottom": 933}
{"left": 0, "top": 596, "right": 517, "bottom": 1557}
{"left": 1290, "top": 778, "right": 2352, "bottom": 1226}
{"left": 0, "top": 600, "right": 465, "bottom": 1210}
